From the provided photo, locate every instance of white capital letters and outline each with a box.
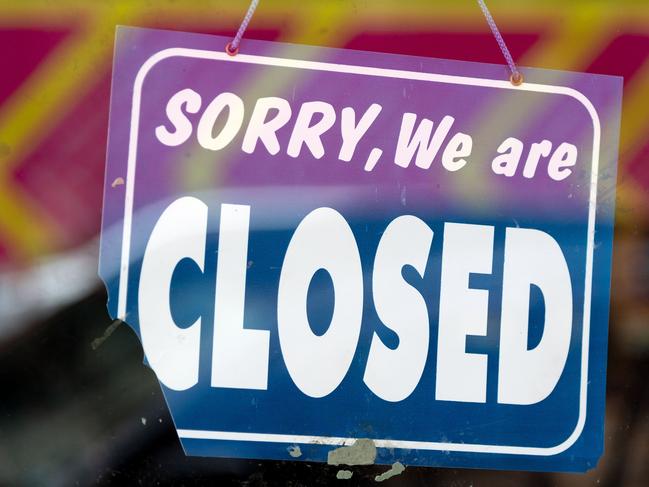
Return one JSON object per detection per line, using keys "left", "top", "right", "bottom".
{"left": 287, "top": 101, "right": 336, "bottom": 159}
{"left": 197, "top": 92, "right": 244, "bottom": 151}
{"left": 242, "top": 97, "right": 292, "bottom": 155}
{"left": 364, "top": 216, "right": 433, "bottom": 402}
{"left": 212, "top": 204, "right": 270, "bottom": 390}
{"left": 155, "top": 88, "right": 202, "bottom": 146}
{"left": 395, "top": 114, "right": 455, "bottom": 169}
{"left": 339, "top": 103, "right": 383, "bottom": 162}
{"left": 139, "top": 197, "right": 206, "bottom": 391}
{"left": 277, "top": 208, "right": 363, "bottom": 398}
{"left": 436, "top": 222, "right": 493, "bottom": 403}
{"left": 498, "top": 228, "right": 572, "bottom": 405}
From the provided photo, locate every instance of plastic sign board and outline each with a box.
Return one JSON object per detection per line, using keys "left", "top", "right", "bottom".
{"left": 100, "top": 26, "right": 622, "bottom": 472}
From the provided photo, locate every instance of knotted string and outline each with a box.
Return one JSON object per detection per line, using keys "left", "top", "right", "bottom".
{"left": 476, "top": 0, "right": 523, "bottom": 85}
{"left": 226, "top": 0, "right": 260, "bottom": 56}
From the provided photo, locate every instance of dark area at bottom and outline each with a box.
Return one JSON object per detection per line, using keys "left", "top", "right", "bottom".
{"left": 0, "top": 289, "right": 646, "bottom": 486}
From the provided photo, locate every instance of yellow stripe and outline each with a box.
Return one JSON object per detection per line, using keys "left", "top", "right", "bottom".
{"left": 179, "top": 1, "right": 351, "bottom": 189}
{"left": 0, "top": 3, "right": 142, "bottom": 260}
{"left": 618, "top": 59, "right": 649, "bottom": 165}
{"left": 1, "top": 0, "right": 648, "bottom": 259}
{"left": 446, "top": 5, "right": 611, "bottom": 204}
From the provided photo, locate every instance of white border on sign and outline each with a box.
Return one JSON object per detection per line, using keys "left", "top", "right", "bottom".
{"left": 116, "top": 48, "right": 601, "bottom": 457}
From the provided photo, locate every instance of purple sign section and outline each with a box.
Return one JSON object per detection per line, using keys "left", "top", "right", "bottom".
{"left": 100, "top": 26, "right": 622, "bottom": 472}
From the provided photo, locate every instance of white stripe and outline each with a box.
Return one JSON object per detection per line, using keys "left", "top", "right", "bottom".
{"left": 118, "top": 47, "right": 601, "bottom": 456}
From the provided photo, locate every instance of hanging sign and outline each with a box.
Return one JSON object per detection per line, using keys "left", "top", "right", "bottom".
{"left": 100, "top": 26, "right": 622, "bottom": 472}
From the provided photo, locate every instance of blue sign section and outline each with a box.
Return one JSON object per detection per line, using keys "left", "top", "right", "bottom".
{"left": 100, "top": 26, "right": 622, "bottom": 472}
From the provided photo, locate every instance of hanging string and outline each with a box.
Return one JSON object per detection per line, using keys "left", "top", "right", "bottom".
{"left": 476, "top": 0, "right": 523, "bottom": 85}
{"left": 226, "top": 0, "right": 260, "bottom": 56}
{"left": 225, "top": 0, "right": 521, "bottom": 84}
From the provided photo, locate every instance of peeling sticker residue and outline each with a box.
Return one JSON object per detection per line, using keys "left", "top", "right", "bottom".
{"left": 327, "top": 438, "right": 376, "bottom": 466}
{"left": 336, "top": 470, "right": 353, "bottom": 480}
{"left": 111, "top": 176, "right": 125, "bottom": 188}
{"left": 287, "top": 445, "right": 302, "bottom": 458}
{"left": 375, "top": 462, "right": 405, "bottom": 482}
{"left": 91, "top": 319, "right": 122, "bottom": 350}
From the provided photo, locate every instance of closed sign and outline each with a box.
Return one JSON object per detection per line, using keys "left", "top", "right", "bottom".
{"left": 100, "top": 26, "right": 622, "bottom": 472}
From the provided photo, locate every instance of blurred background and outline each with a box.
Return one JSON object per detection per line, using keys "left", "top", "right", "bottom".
{"left": 0, "top": 0, "right": 647, "bottom": 485}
